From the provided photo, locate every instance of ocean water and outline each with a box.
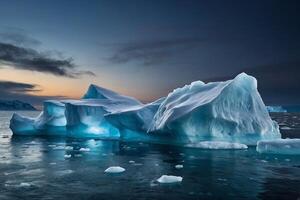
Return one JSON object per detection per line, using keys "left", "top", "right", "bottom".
{"left": 0, "top": 111, "right": 299, "bottom": 200}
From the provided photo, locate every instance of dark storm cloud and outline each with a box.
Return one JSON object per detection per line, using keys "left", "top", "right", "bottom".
{"left": 0, "top": 80, "right": 40, "bottom": 93}
{"left": 203, "top": 62, "right": 300, "bottom": 105}
{"left": 0, "top": 42, "right": 95, "bottom": 78}
{"left": 108, "top": 38, "right": 203, "bottom": 65}
{"left": 0, "top": 80, "right": 67, "bottom": 107}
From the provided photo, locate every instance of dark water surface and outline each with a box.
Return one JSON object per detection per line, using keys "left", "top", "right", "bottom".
{"left": 0, "top": 111, "right": 299, "bottom": 200}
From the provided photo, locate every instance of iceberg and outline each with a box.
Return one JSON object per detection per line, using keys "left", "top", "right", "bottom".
{"left": 149, "top": 73, "right": 280, "bottom": 145}
{"left": 256, "top": 139, "right": 300, "bottom": 155}
{"left": 266, "top": 106, "right": 287, "bottom": 113}
{"left": 10, "top": 73, "right": 281, "bottom": 146}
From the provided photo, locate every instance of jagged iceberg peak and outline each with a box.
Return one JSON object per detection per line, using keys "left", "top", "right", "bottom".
{"left": 149, "top": 73, "right": 280, "bottom": 145}
{"left": 82, "top": 84, "right": 142, "bottom": 106}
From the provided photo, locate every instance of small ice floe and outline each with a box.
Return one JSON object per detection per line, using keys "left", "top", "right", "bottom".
{"left": 257, "top": 139, "right": 300, "bottom": 155}
{"left": 27, "top": 141, "right": 37, "bottom": 145}
{"left": 129, "top": 160, "right": 135, "bottom": 164}
{"left": 104, "top": 166, "right": 125, "bottom": 173}
{"left": 55, "top": 169, "right": 73, "bottom": 176}
{"left": 74, "top": 154, "right": 82, "bottom": 157}
{"left": 19, "top": 182, "right": 31, "bottom": 187}
{"left": 185, "top": 141, "right": 248, "bottom": 150}
{"left": 64, "top": 154, "right": 71, "bottom": 158}
{"left": 175, "top": 164, "right": 183, "bottom": 169}
{"left": 53, "top": 146, "right": 65, "bottom": 150}
{"left": 155, "top": 163, "right": 159, "bottom": 167}
{"left": 65, "top": 146, "right": 73, "bottom": 150}
{"left": 49, "top": 162, "right": 57, "bottom": 165}
{"left": 285, "top": 159, "right": 291, "bottom": 162}
{"left": 281, "top": 126, "right": 292, "bottom": 130}
{"left": 133, "top": 163, "right": 143, "bottom": 166}
{"left": 79, "top": 148, "right": 90, "bottom": 152}
{"left": 48, "top": 144, "right": 56, "bottom": 148}
{"left": 157, "top": 175, "right": 183, "bottom": 184}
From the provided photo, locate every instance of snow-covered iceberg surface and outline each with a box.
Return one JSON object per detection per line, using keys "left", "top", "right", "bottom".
{"left": 256, "top": 139, "right": 300, "bottom": 155}
{"left": 10, "top": 73, "right": 280, "bottom": 146}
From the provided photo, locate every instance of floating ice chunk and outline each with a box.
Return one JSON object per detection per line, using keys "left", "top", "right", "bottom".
{"left": 185, "top": 141, "right": 248, "bottom": 149}
{"left": 256, "top": 139, "right": 300, "bottom": 155}
{"left": 64, "top": 154, "right": 72, "bottom": 158}
{"left": 280, "top": 126, "right": 292, "bottom": 130}
{"left": 55, "top": 169, "right": 74, "bottom": 176}
{"left": 104, "top": 166, "right": 125, "bottom": 173}
{"left": 19, "top": 182, "right": 31, "bottom": 187}
{"left": 53, "top": 146, "right": 65, "bottom": 150}
{"left": 175, "top": 164, "right": 183, "bottom": 169}
{"left": 65, "top": 146, "right": 74, "bottom": 150}
{"left": 157, "top": 175, "right": 183, "bottom": 183}
{"left": 79, "top": 148, "right": 90, "bottom": 152}
{"left": 129, "top": 160, "right": 135, "bottom": 164}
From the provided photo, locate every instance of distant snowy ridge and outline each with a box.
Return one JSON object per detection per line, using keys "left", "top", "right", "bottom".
{"left": 0, "top": 100, "right": 36, "bottom": 110}
{"left": 10, "top": 73, "right": 281, "bottom": 146}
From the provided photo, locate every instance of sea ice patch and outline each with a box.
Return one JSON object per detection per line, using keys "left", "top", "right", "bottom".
{"left": 185, "top": 141, "right": 248, "bottom": 149}
{"left": 175, "top": 164, "right": 183, "bottom": 169}
{"left": 157, "top": 175, "right": 183, "bottom": 184}
{"left": 104, "top": 166, "right": 125, "bottom": 173}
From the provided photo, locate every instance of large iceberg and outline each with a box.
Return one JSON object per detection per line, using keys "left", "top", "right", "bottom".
{"left": 149, "top": 73, "right": 280, "bottom": 145}
{"left": 10, "top": 73, "right": 281, "bottom": 146}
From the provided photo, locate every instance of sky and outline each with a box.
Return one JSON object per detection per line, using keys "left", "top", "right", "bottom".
{"left": 0, "top": 0, "right": 299, "bottom": 107}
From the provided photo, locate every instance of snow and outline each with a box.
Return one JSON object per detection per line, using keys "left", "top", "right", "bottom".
{"left": 256, "top": 139, "right": 300, "bottom": 155}
{"left": 104, "top": 166, "right": 125, "bottom": 173}
{"left": 185, "top": 141, "right": 248, "bottom": 149}
{"left": 157, "top": 175, "right": 183, "bottom": 183}
{"left": 10, "top": 73, "right": 280, "bottom": 147}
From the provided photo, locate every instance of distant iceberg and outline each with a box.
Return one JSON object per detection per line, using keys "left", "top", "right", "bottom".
{"left": 10, "top": 73, "right": 281, "bottom": 146}
{"left": 257, "top": 139, "right": 300, "bottom": 155}
{"left": 266, "top": 106, "right": 287, "bottom": 113}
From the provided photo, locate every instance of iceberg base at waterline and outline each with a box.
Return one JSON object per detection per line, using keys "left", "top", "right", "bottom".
{"left": 10, "top": 73, "right": 281, "bottom": 147}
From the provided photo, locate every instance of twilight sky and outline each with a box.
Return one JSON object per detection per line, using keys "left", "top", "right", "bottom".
{"left": 0, "top": 0, "right": 299, "bottom": 106}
